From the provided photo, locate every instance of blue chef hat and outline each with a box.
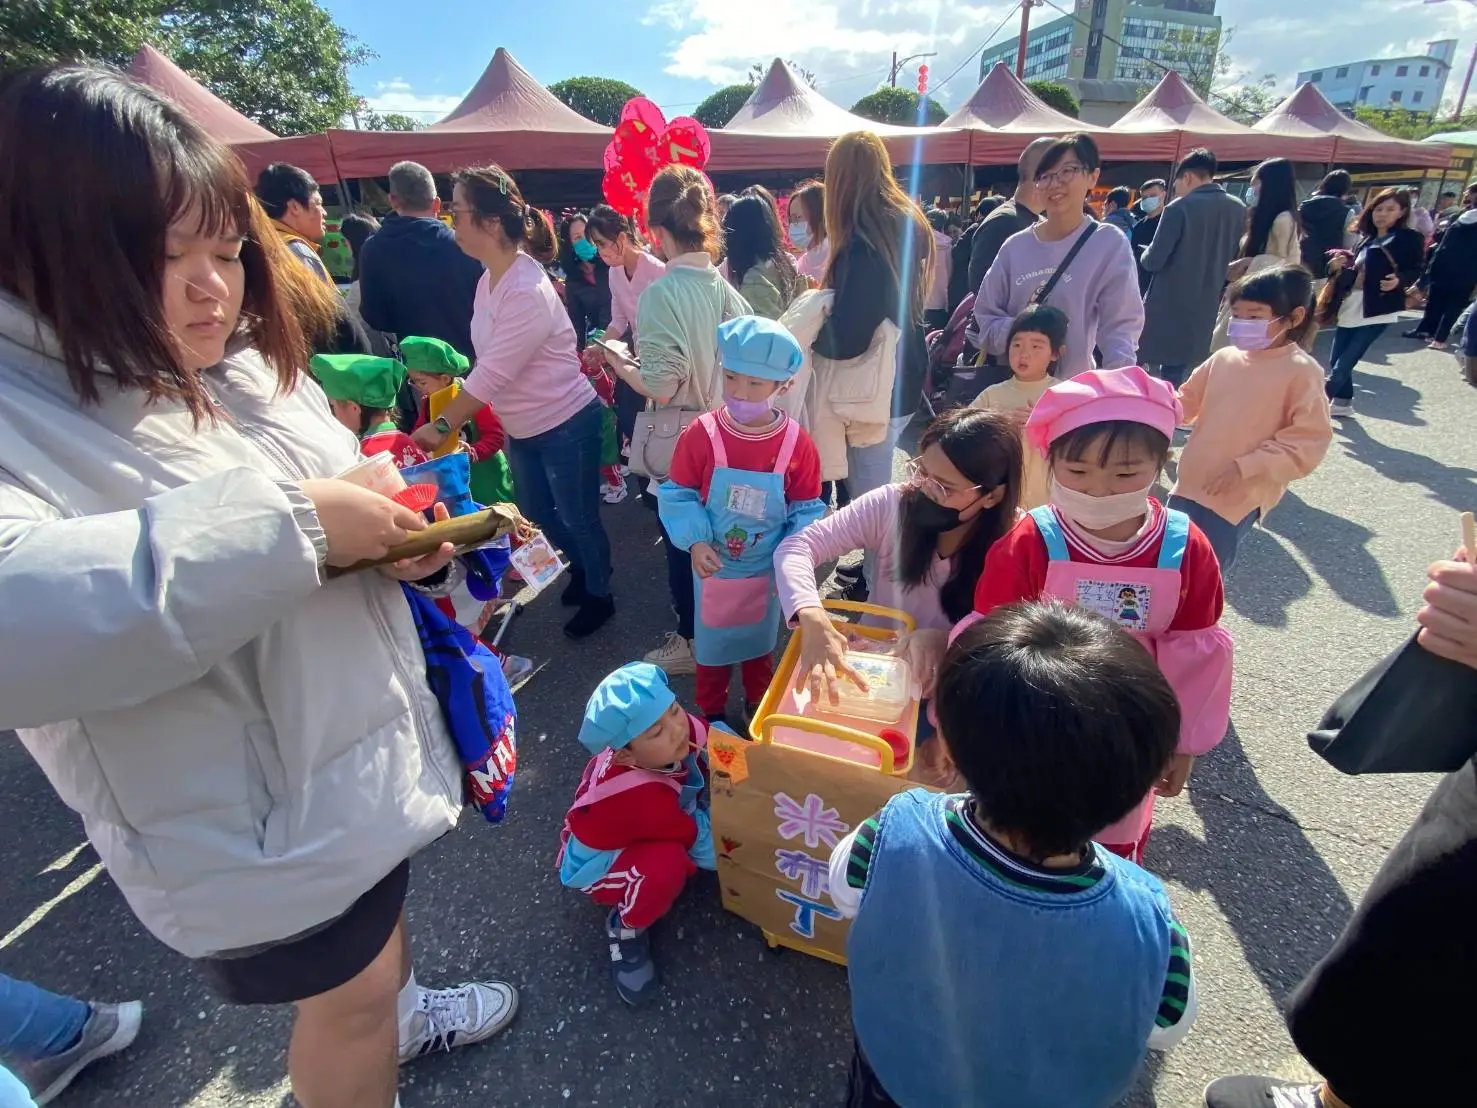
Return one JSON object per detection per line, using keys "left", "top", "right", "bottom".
{"left": 717, "top": 315, "right": 804, "bottom": 381}
{"left": 577, "top": 662, "right": 678, "bottom": 754}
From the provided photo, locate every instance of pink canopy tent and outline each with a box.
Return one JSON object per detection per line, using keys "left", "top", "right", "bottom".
{"left": 327, "top": 48, "right": 612, "bottom": 177}
{"left": 1255, "top": 83, "right": 1450, "bottom": 168}
{"left": 941, "top": 62, "right": 1169, "bottom": 163}
{"left": 707, "top": 59, "right": 970, "bottom": 171}
{"left": 126, "top": 45, "right": 341, "bottom": 183}
{"left": 1110, "top": 70, "right": 1335, "bottom": 163}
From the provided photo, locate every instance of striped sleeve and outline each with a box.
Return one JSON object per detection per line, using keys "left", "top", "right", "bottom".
{"left": 825, "top": 814, "right": 882, "bottom": 920}
{"left": 1148, "top": 916, "right": 1198, "bottom": 1051}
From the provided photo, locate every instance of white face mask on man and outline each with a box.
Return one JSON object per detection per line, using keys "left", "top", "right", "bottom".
{"left": 1140, "top": 195, "right": 1162, "bottom": 214}
{"left": 1049, "top": 477, "right": 1154, "bottom": 531}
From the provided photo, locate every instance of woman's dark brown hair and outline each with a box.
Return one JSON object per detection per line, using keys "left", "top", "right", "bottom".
{"left": 453, "top": 166, "right": 558, "bottom": 263}
{"left": 896, "top": 408, "right": 1022, "bottom": 623}
{"left": 647, "top": 165, "right": 722, "bottom": 258}
{"left": 1355, "top": 187, "right": 1411, "bottom": 239}
{"left": 790, "top": 180, "right": 826, "bottom": 245}
{"left": 0, "top": 66, "right": 314, "bottom": 422}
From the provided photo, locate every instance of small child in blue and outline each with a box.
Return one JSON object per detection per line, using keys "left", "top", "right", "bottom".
{"left": 830, "top": 600, "right": 1198, "bottom": 1108}
{"left": 557, "top": 663, "right": 717, "bottom": 1006}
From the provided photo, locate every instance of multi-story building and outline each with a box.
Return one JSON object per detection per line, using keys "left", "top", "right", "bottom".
{"left": 978, "top": 0, "right": 1221, "bottom": 85}
{"left": 1294, "top": 40, "right": 1457, "bottom": 111}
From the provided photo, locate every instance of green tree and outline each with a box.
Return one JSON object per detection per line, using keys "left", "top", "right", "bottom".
{"left": 850, "top": 87, "right": 947, "bottom": 126}
{"left": 693, "top": 84, "right": 755, "bottom": 129}
{"left": 1353, "top": 106, "right": 1477, "bottom": 140}
{"left": 0, "top": 0, "right": 370, "bottom": 136}
{"left": 1141, "top": 25, "right": 1278, "bottom": 124}
{"left": 359, "top": 109, "right": 422, "bottom": 131}
{"left": 548, "top": 76, "right": 644, "bottom": 127}
{"left": 1026, "top": 80, "right": 1079, "bottom": 118}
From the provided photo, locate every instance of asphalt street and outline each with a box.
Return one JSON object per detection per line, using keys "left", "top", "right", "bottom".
{"left": 3, "top": 329, "right": 1472, "bottom": 1108}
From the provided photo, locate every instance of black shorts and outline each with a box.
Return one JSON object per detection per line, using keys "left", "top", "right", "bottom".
{"left": 196, "top": 859, "right": 410, "bottom": 1006}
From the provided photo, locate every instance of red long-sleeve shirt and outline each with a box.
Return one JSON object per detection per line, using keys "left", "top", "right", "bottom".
{"left": 414, "top": 397, "right": 506, "bottom": 460}
{"left": 360, "top": 428, "right": 429, "bottom": 470}
{"left": 973, "top": 500, "right": 1224, "bottom": 631}
{"left": 668, "top": 409, "right": 822, "bottom": 503}
{"left": 566, "top": 720, "right": 702, "bottom": 852}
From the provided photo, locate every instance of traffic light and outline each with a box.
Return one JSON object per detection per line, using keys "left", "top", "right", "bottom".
{"left": 917, "top": 64, "right": 929, "bottom": 95}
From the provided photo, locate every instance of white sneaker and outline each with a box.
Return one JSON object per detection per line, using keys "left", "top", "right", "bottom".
{"left": 1329, "top": 400, "right": 1355, "bottom": 417}
{"left": 601, "top": 480, "right": 629, "bottom": 504}
{"left": 399, "top": 981, "right": 518, "bottom": 1064}
{"left": 618, "top": 463, "right": 631, "bottom": 477}
{"left": 643, "top": 632, "right": 695, "bottom": 676}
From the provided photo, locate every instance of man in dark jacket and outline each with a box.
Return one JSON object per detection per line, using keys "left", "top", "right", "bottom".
{"left": 966, "top": 137, "right": 1054, "bottom": 294}
{"left": 947, "top": 197, "right": 1002, "bottom": 313}
{"left": 1103, "top": 187, "right": 1136, "bottom": 235}
{"left": 358, "top": 161, "right": 484, "bottom": 358}
{"left": 1139, "top": 148, "right": 1246, "bottom": 386}
{"left": 1130, "top": 178, "right": 1167, "bottom": 294}
{"left": 1300, "top": 169, "right": 1353, "bottom": 279}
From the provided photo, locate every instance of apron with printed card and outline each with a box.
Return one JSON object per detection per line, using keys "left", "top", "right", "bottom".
{"left": 1030, "top": 505, "right": 1188, "bottom": 848}
{"left": 694, "top": 413, "right": 801, "bottom": 668}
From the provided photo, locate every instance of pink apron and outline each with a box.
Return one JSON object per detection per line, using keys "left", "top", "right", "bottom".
{"left": 1030, "top": 506, "right": 1189, "bottom": 855}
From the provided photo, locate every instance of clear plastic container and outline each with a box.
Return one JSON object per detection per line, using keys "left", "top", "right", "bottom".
{"left": 813, "top": 652, "right": 913, "bottom": 725}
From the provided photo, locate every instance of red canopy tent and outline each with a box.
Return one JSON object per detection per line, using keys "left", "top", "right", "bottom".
{"left": 327, "top": 48, "right": 612, "bottom": 178}
{"left": 941, "top": 62, "right": 1168, "bottom": 163}
{"left": 1255, "top": 83, "right": 1449, "bottom": 168}
{"left": 126, "top": 45, "right": 340, "bottom": 183}
{"left": 707, "top": 59, "right": 969, "bottom": 171}
{"left": 1109, "top": 70, "right": 1334, "bottom": 164}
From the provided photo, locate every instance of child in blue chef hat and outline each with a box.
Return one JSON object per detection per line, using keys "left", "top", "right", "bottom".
{"left": 556, "top": 662, "right": 718, "bottom": 1006}
{"left": 657, "top": 315, "right": 826, "bottom": 728}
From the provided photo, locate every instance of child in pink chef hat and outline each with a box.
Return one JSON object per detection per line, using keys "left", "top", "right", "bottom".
{"left": 967, "top": 365, "right": 1233, "bottom": 865}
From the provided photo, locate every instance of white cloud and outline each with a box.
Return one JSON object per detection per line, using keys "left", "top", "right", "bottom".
{"left": 647, "top": 0, "right": 1477, "bottom": 112}
{"left": 363, "top": 78, "right": 466, "bottom": 122}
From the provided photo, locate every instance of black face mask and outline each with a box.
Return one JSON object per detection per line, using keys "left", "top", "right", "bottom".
{"left": 904, "top": 491, "right": 964, "bottom": 534}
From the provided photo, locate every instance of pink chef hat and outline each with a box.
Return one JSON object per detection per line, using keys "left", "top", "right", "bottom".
{"left": 1023, "top": 366, "right": 1182, "bottom": 456}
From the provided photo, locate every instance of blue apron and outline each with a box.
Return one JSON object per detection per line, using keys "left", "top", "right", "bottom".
{"left": 693, "top": 414, "right": 803, "bottom": 668}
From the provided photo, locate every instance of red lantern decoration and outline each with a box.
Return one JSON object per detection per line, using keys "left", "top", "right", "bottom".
{"left": 917, "top": 64, "right": 929, "bottom": 95}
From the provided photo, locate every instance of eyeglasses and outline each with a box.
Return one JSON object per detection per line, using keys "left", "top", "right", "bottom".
{"left": 905, "top": 456, "right": 979, "bottom": 503}
{"left": 1034, "top": 163, "right": 1087, "bottom": 189}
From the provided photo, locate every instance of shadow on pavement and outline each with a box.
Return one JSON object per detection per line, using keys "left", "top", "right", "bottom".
{"left": 1150, "top": 724, "right": 1354, "bottom": 1012}
{"left": 1256, "top": 491, "right": 1400, "bottom": 619}
{"left": 1223, "top": 526, "right": 1314, "bottom": 629}
{"left": 1334, "top": 417, "right": 1477, "bottom": 515}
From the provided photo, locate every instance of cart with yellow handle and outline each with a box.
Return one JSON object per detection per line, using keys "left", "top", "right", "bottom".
{"left": 748, "top": 599, "right": 920, "bottom": 777}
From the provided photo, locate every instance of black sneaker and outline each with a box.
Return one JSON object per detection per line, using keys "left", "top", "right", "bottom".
{"left": 564, "top": 595, "right": 615, "bottom": 639}
{"left": 605, "top": 910, "right": 659, "bottom": 1006}
{"left": 1203, "top": 1076, "right": 1326, "bottom": 1108}
{"left": 560, "top": 567, "right": 588, "bottom": 607}
{"left": 1402, "top": 328, "right": 1430, "bottom": 340}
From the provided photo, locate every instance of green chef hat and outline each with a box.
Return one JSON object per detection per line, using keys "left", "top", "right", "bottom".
{"left": 399, "top": 336, "right": 471, "bottom": 377}
{"left": 310, "top": 354, "right": 407, "bottom": 411}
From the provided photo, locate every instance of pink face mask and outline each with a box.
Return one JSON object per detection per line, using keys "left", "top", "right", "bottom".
{"left": 1226, "top": 318, "right": 1282, "bottom": 352}
{"left": 1049, "top": 477, "right": 1154, "bottom": 530}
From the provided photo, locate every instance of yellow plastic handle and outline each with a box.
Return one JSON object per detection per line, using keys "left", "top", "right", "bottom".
{"left": 820, "top": 599, "right": 917, "bottom": 634}
{"left": 758, "top": 712, "right": 896, "bottom": 775}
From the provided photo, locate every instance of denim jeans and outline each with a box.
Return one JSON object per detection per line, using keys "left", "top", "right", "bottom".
{"left": 1326, "top": 324, "right": 1387, "bottom": 402}
{"left": 503, "top": 400, "right": 613, "bottom": 598}
{"left": 1155, "top": 364, "right": 1190, "bottom": 388}
{"left": 0, "top": 973, "right": 88, "bottom": 1061}
{"left": 0, "top": 1064, "right": 35, "bottom": 1108}
{"left": 1167, "top": 495, "right": 1259, "bottom": 573}
{"left": 845, "top": 415, "right": 912, "bottom": 585}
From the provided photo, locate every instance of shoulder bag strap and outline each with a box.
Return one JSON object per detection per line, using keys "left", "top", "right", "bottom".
{"left": 1032, "top": 222, "right": 1099, "bottom": 307}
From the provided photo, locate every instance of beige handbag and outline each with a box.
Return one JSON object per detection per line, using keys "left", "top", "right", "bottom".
{"left": 628, "top": 406, "right": 704, "bottom": 481}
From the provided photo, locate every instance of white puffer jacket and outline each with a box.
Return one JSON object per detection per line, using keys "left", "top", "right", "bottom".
{"left": 0, "top": 292, "right": 462, "bottom": 959}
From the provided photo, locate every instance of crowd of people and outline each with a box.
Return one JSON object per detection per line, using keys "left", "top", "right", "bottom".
{"left": 0, "top": 59, "right": 1475, "bottom": 1108}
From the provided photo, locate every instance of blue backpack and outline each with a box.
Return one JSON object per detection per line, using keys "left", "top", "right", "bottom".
{"left": 402, "top": 585, "right": 517, "bottom": 824}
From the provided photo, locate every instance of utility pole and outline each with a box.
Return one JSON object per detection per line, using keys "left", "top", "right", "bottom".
{"left": 1455, "top": 39, "right": 1477, "bottom": 120}
{"left": 890, "top": 50, "right": 938, "bottom": 88}
{"left": 1015, "top": 0, "right": 1036, "bottom": 79}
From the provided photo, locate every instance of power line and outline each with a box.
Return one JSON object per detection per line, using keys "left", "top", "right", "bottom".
{"left": 931, "top": 1, "right": 1027, "bottom": 94}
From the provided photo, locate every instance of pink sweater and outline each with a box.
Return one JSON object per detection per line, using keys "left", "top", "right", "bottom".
{"left": 1173, "top": 342, "right": 1333, "bottom": 525}
{"left": 465, "top": 252, "right": 595, "bottom": 440}
{"left": 775, "top": 483, "right": 954, "bottom": 632}
{"left": 607, "top": 251, "right": 666, "bottom": 346}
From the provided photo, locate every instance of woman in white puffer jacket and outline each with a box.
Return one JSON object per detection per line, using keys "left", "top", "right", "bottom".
{"left": 0, "top": 66, "right": 516, "bottom": 1108}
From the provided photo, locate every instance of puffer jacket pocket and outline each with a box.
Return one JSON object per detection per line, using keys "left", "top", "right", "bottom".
{"left": 244, "top": 721, "right": 290, "bottom": 859}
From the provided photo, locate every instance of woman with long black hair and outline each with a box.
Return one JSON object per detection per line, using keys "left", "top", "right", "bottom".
{"left": 1211, "top": 157, "right": 1303, "bottom": 351}
{"left": 724, "top": 194, "right": 804, "bottom": 320}
{"left": 558, "top": 211, "right": 611, "bottom": 348}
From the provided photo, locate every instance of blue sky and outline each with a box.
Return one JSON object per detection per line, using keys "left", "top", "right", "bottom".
{"left": 322, "top": 0, "right": 1477, "bottom": 123}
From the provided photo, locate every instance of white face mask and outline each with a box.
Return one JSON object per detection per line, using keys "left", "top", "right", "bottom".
{"left": 1049, "top": 476, "right": 1154, "bottom": 531}
{"left": 789, "top": 222, "right": 811, "bottom": 249}
{"left": 1140, "top": 195, "right": 1162, "bottom": 214}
